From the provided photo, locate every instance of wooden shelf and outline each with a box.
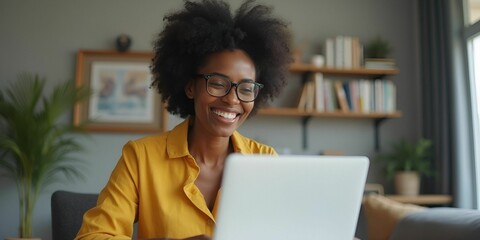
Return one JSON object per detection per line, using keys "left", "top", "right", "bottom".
{"left": 257, "top": 108, "right": 402, "bottom": 150}
{"left": 385, "top": 194, "right": 453, "bottom": 205}
{"left": 289, "top": 63, "right": 399, "bottom": 76}
{"left": 258, "top": 108, "right": 402, "bottom": 119}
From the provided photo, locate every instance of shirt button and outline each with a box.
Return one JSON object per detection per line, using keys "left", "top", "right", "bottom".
{"left": 207, "top": 219, "right": 214, "bottom": 225}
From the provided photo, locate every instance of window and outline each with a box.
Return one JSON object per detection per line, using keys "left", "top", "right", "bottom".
{"left": 464, "top": 0, "right": 480, "bottom": 207}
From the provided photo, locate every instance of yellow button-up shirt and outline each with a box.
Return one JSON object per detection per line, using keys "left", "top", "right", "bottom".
{"left": 75, "top": 119, "right": 277, "bottom": 239}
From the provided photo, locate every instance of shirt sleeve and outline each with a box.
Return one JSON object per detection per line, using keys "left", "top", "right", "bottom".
{"left": 75, "top": 141, "right": 140, "bottom": 240}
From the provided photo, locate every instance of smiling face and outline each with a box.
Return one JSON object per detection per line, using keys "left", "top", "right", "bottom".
{"left": 185, "top": 49, "right": 256, "bottom": 138}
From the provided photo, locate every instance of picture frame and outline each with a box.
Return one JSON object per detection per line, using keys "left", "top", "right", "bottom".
{"left": 73, "top": 50, "right": 168, "bottom": 133}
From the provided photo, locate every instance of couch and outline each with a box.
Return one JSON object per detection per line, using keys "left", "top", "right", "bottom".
{"left": 355, "top": 194, "right": 480, "bottom": 240}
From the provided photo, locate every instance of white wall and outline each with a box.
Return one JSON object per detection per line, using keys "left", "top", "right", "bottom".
{"left": 0, "top": 0, "right": 419, "bottom": 239}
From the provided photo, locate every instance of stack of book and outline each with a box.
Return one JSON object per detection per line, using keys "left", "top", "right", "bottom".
{"left": 297, "top": 76, "right": 397, "bottom": 114}
{"left": 297, "top": 73, "right": 334, "bottom": 112}
{"left": 364, "top": 58, "right": 396, "bottom": 70}
{"left": 324, "top": 36, "right": 364, "bottom": 69}
{"left": 297, "top": 75, "right": 318, "bottom": 112}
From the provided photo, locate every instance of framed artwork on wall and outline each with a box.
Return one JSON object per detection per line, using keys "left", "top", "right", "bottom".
{"left": 73, "top": 50, "right": 168, "bottom": 133}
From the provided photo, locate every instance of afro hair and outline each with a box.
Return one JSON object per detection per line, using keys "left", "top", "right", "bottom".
{"left": 151, "top": 0, "right": 293, "bottom": 118}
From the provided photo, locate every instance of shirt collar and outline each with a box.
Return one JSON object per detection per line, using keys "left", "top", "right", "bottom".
{"left": 231, "top": 130, "right": 255, "bottom": 154}
{"left": 166, "top": 118, "right": 191, "bottom": 159}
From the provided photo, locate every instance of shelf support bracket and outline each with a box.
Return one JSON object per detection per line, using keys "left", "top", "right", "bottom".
{"left": 301, "top": 71, "right": 312, "bottom": 84}
{"left": 301, "top": 116, "right": 312, "bottom": 150}
{"left": 374, "top": 118, "right": 387, "bottom": 151}
{"left": 300, "top": 71, "right": 313, "bottom": 150}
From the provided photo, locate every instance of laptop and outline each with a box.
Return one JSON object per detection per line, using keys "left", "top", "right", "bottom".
{"left": 214, "top": 154, "right": 369, "bottom": 240}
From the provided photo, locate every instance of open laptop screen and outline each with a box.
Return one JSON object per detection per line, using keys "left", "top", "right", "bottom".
{"left": 214, "top": 154, "right": 369, "bottom": 240}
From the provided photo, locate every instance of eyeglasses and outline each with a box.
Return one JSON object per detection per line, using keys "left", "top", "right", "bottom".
{"left": 195, "top": 73, "right": 264, "bottom": 102}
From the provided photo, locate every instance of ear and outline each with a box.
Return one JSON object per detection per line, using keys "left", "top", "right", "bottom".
{"left": 185, "top": 80, "right": 195, "bottom": 99}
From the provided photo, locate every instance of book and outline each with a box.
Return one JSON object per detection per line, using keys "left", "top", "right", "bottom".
{"left": 351, "top": 37, "right": 358, "bottom": 69}
{"left": 344, "top": 36, "right": 353, "bottom": 69}
{"left": 375, "top": 79, "right": 384, "bottom": 112}
{"left": 306, "top": 81, "right": 316, "bottom": 111}
{"left": 342, "top": 81, "right": 352, "bottom": 110}
{"left": 325, "top": 38, "right": 335, "bottom": 68}
{"left": 305, "top": 80, "right": 315, "bottom": 112}
{"left": 359, "top": 79, "right": 371, "bottom": 113}
{"left": 334, "top": 81, "right": 349, "bottom": 112}
{"left": 364, "top": 58, "right": 396, "bottom": 69}
{"left": 297, "top": 82, "right": 308, "bottom": 110}
{"left": 383, "top": 79, "right": 397, "bottom": 113}
{"left": 324, "top": 79, "right": 336, "bottom": 112}
{"left": 335, "top": 36, "right": 344, "bottom": 68}
{"left": 349, "top": 80, "right": 359, "bottom": 112}
{"left": 297, "top": 80, "right": 316, "bottom": 111}
{"left": 314, "top": 73, "right": 325, "bottom": 112}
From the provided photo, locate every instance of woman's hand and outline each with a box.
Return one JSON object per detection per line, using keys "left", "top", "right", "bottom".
{"left": 183, "top": 236, "right": 211, "bottom": 240}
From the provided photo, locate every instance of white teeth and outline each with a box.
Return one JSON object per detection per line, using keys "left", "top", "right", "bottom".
{"left": 213, "top": 110, "right": 237, "bottom": 119}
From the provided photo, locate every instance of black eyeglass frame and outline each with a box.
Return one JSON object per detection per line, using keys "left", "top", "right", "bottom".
{"left": 194, "top": 73, "right": 264, "bottom": 102}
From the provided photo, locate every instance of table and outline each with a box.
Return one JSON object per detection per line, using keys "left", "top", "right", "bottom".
{"left": 385, "top": 194, "right": 453, "bottom": 205}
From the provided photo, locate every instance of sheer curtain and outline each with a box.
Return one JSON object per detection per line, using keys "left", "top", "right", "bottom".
{"left": 417, "top": 0, "right": 477, "bottom": 208}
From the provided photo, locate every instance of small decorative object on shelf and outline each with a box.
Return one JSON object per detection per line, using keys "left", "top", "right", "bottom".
{"left": 116, "top": 34, "right": 132, "bottom": 52}
{"left": 293, "top": 48, "right": 303, "bottom": 64}
{"left": 310, "top": 54, "right": 325, "bottom": 67}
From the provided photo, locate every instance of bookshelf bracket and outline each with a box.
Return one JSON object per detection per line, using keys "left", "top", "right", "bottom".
{"left": 372, "top": 74, "right": 387, "bottom": 79}
{"left": 302, "top": 71, "right": 313, "bottom": 83}
{"left": 301, "top": 116, "right": 312, "bottom": 149}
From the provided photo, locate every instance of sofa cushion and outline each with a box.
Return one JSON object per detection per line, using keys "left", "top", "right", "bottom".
{"left": 362, "top": 194, "right": 426, "bottom": 240}
{"left": 390, "top": 207, "right": 480, "bottom": 240}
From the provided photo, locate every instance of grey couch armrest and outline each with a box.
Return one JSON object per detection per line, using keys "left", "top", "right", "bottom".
{"left": 389, "top": 207, "right": 480, "bottom": 240}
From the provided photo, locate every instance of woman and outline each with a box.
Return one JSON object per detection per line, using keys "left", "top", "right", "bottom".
{"left": 75, "top": 0, "right": 292, "bottom": 239}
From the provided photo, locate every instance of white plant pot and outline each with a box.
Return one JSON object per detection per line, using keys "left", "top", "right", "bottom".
{"left": 394, "top": 171, "right": 420, "bottom": 196}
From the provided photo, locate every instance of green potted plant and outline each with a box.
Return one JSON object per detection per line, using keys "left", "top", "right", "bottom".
{"left": 377, "top": 138, "right": 433, "bottom": 196}
{"left": 0, "top": 72, "right": 89, "bottom": 239}
{"left": 364, "top": 36, "right": 396, "bottom": 69}
{"left": 364, "top": 35, "right": 393, "bottom": 59}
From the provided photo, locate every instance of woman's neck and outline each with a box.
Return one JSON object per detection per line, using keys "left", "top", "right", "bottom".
{"left": 188, "top": 122, "right": 232, "bottom": 167}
